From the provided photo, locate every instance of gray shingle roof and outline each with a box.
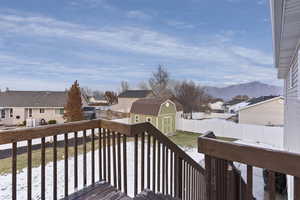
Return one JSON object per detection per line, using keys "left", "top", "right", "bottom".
{"left": 118, "top": 90, "right": 153, "bottom": 98}
{"left": 0, "top": 91, "right": 68, "bottom": 107}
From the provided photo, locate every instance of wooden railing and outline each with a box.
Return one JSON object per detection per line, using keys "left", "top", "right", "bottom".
{"left": 198, "top": 132, "right": 300, "bottom": 200}
{"left": 0, "top": 119, "right": 205, "bottom": 200}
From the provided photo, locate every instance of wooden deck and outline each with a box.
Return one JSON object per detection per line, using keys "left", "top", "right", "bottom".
{"left": 60, "top": 181, "right": 178, "bottom": 200}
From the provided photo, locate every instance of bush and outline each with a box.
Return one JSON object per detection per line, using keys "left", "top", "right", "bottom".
{"left": 48, "top": 120, "right": 57, "bottom": 125}
{"left": 22, "top": 120, "right": 26, "bottom": 126}
{"left": 263, "top": 169, "right": 287, "bottom": 195}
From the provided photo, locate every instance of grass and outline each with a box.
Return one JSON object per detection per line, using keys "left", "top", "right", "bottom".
{"left": 169, "top": 130, "right": 237, "bottom": 148}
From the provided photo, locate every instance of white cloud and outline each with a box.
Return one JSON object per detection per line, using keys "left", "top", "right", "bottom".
{"left": 126, "top": 10, "right": 152, "bottom": 20}
{"left": 165, "top": 20, "right": 196, "bottom": 29}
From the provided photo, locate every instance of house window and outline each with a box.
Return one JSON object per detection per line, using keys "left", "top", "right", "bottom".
{"left": 55, "top": 109, "right": 64, "bottom": 115}
{"left": 10, "top": 109, "right": 13, "bottom": 118}
{"left": 289, "top": 58, "right": 298, "bottom": 89}
{"left": 1, "top": 110, "right": 5, "bottom": 119}
{"left": 40, "top": 108, "right": 45, "bottom": 114}
{"left": 16, "top": 116, "right": 20, "bottom": 119}
{"left": 28, "top": 108, "right": 32, "bottom": 117}
{"left": 135, "top": 115, "right": 139, "bottom": 123}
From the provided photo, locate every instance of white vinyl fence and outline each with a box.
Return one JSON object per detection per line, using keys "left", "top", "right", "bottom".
{"left": 177, "top": 118, "right": 284, "bottom": 148}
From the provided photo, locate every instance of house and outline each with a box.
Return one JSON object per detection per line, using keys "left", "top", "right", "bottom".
{"left": 130, "top": 98, "right": 181, "bottom": 134}
{"left": 238, "top": 96, "right": 284, "bottom": 126}
{"left": 0, "top": 90, "right": 88, "bottom": 125}
{"left": 271, "top": 1, "right": 300, "bottom": 198}
{"left": 224, "top": 99, "right": 249, "bottom": 113}
{"left": 208, "top": 100, "right": 224, "bottom": 113}
{"left": 111, "top": 90, "right": 153, "bottom": 113}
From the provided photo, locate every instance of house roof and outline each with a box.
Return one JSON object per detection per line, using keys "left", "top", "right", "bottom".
{"left": 239, "top": 96, "right": 283, "bottom": 112}
{"left": 118, "top": 90, "right": 152, "bottom": 98}
{"left": 0, "top": 91, "right": 68, "bottom": 107}
{"left": 224, "top": 99, "right": 245, "bottom": 106}
{"left": 131, "top": 98, "right": 177, "bottom": 116}
{"left": 270, "top": 0, "right": 300, "bottom": 78}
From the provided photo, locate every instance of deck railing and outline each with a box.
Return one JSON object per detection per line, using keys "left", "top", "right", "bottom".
{"left": 0, "top": 119, "right": 205, "bottom": 200}
{"left": 198, "top": 132, "right": 300, "bottom": 200}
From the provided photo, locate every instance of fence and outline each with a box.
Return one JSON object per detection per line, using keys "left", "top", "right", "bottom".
{"left": 176, "top": 118, "right": 284, "bottom": 148}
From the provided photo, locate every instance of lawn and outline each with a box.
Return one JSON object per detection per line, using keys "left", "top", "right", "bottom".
{"left": 169, "top": 130, "right": 237, "bottom": 148}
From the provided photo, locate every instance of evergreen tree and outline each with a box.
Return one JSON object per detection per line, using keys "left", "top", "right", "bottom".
{"left": 64, "top": 80, "right": 84, "bottom": 122}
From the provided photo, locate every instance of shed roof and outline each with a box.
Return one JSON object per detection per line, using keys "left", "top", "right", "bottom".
{"left": 0, "top": 91, "right": 68, "bottom": 107}
{"left": 131, "top": 98, "right": 177, "bottom": 116}
{"left": 118, "top": 90, "right": 153, "bottom": 98}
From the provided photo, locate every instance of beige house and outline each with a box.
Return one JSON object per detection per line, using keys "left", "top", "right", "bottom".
{"left": 238, "top": 96, "right": 284, "bottom": 126}
{"left": 111, "top": 90, "right": 153, "bottom": 113}
{"left": 0, "top": 91, "right": 88, "bottom": 125}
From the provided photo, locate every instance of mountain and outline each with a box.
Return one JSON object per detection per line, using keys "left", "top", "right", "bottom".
{"left": 203, "top": 81, "right": 283, "bottom": 101}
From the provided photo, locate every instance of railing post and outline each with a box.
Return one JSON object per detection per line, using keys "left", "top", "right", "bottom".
{"left": 294, "top": 177, "right": 300, "bottom": 200}
{"left": 205, "top": 155, "right": 212, "bottom": 200}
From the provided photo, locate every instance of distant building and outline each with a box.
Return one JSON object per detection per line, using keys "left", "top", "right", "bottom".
{"left": 111, "top": 90, "right": 153, "bottom": 113}
{"left": 224, "top": 99, "right": 249, "bottom": 113}
{"left": 238, "top": 96, "right": 284, "bottom": 126}
{"left": 130, "top": 98, "right": 181, "bottom": 134}
{"left": 0, "top": 91, "right": 88, "bottom": 125}
{"left": 208, "top": 100, "right": 224, "bottom": 113}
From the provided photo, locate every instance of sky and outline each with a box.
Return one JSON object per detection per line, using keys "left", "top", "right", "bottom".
{"left": 0, "top": 0, "right": 281, "bottom": 91}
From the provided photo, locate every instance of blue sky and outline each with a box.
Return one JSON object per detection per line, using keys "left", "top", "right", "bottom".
{"left": 0, "top": 0, "right": 281, "bottom": 91}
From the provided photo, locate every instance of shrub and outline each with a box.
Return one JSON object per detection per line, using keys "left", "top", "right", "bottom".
{"left": 48, "top": 120, "right": 57, "bottom": 125}
{"left": 22, "top": 120, "right": 26, "bottom": 126}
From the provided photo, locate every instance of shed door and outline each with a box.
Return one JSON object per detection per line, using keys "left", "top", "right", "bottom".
{"left": 163, "top": 117, "right": 172, "bottom": 134}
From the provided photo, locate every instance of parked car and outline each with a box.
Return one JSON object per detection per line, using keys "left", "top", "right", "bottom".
{"left": 83, "top": 106, "right": 96, "bottom": 120}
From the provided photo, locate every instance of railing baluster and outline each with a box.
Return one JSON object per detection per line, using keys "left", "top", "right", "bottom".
{"left": 166, "top": 147, "right": 169, "bottom": 195}
{"left": 147, "top": 133, "right": 151, "bottom": 189}
{"left": 117, "top": 132, "right": 122, "bottom": 190}
{"left": 83, "top": 130, "right": 87, "bottom": 186}
{"left": 27, "top": 140, "right": 32, "bottom": 200}
{"left": 53, "top": 135, "right": 57, "bottom": 200}
{"left": 247, "top": 165, "right": 253, "bottom": 200}
{"left": 157, "top": 141, "right": 161, "bottom": 193}
{"left": 99, "top": 128, "right": 102, "bottom": 181}
{"left": 178, "top": 157, "right": 183, "bottom": 199}
{"left": 91, "top": 129, "right": 95, "bottom": 185}
{"left": 112, "top": 131, "right": 117, "bottom": 187}
{"left": 152, "top": 137, "right": 156, "bottom": 192}
{"left": 294, "top": 176, "right": 300, "bottom": 200}
{"left": 107, "top": 130, "right": 111, "bottom": 184}
{"left": 171, "top": 151, "right": 173, "bottom": 197}
{"left": 141, "top": 132, "right": 145, "bottom": 191}
{"left": 12, "top": 142, "right": 17, "bottom": 200}
{"left": 103, "top": 129, "right": 107, "bottom": 181}
{"left": 74, "top": 132, "right": 78, "bottom": 189}
{"left": 268, "top": 171, "right": 275, "bottom": 200}
{"left": 162, "top": 144, "right": 165, "bottom": 194}
{"left": 41, "top": 137, "right": 46, "bottom": 200}
{"left": 183, "top": 161, "right": 186, "bottom": 200}
{"left": 123, "top": 135, "right": 128, "bottom": 194}
{"left": 134, "top": 134, "right": 138, "bottom": 196}
{"left": 63, "top": 134, "right": 68, "bottom": 197}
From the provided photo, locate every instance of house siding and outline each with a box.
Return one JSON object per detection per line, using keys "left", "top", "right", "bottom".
{"left": 238, "top": 98, "right": 284, "bottom": 126}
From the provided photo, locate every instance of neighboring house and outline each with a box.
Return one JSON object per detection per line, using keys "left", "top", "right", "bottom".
{"left": 223, "top": 99, "right": 247, "bottom": 113}
{"left": 130, "top": 98, "right": 180, "bottom": 134}
{"left": 208, "top": 101, "right": 224, "bottom": 113}
{"left": 0, "top": 91, "right": 88, "bottom": 125}
{"left": 87, "top": 95, "right": 108, "bottom": 104}
{"left": 111, "top": 90, "right": 153, "bottom": 113}
{"left": 238, "top": 96, "right": 284, "bottom": 126}
{"left": 271, "top": 1, "right": 300, "bottom": 198}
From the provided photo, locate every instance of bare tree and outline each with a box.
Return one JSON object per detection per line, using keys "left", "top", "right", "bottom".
{"left": 93, "top": 90, "right": 105, "bottom": 100}
{"left": 105, "top": 91, "right": 118, "bottom": 105}
{"left": 174, "top": 81, "right": 211, "bottom": 119}
{"left": 64, "top": 80, "right": 84, "bottom": 122}
{"left": 138, "top": 81, "right": 149, "bottom": 90}
{"left": 120, "top": 81, "right": 129, "bottom": 93}
{"left": 149, "top": 65, "right": 169, "bottom": 96}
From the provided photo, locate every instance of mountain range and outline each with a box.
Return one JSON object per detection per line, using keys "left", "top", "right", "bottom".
{"left": 203, "top": 81, "right": 283, "bottom": 101}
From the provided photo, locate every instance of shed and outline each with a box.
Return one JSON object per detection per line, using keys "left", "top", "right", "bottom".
{"left": 130, "top": 98, "right": 179, "bottom": 134}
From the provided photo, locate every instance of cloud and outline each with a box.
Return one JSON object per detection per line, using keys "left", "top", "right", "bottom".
{"left": 0, "top": 11, "right": 278, "bottom": 89}
{"left": 126, "top": 10, "right": 152, "bottom": 20}
{"left": 165, "top": 20, "right": 196, "bottom": 29}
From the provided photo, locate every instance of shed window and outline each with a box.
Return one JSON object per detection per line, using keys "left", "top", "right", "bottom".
{"left": 10, "top": 109, "right": 13, "bottom": 117}
{"left": 146, "top": 117, "right": 152, "bottom": 123}
{"left": 1, "top": 110, "right": 5, "bottom": 119}
{"left": 56, "top": 109, "right": 64, "bottom": 115}
{"left": 135, "top": 115, "right": 139, "bottom": 123}
{"left": 40, "top": 108, "right": 45, "bottom": 114}
{"left": 29, "top": 108, "right": 32, "bottom": 117}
